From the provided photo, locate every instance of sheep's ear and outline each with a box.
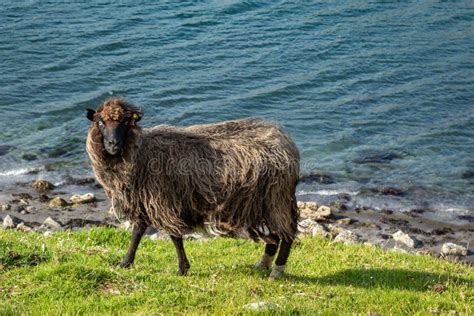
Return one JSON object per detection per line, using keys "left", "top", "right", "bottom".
{"left": 86, "top": 109, "right": 96, "bottom": 121}
{"left": 132, "top": 112, "right": 142, "bottom": 122}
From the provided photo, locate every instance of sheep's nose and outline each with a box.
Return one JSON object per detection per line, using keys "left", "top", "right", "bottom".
{"left": 108, "top": 139, "right": 118, "bottom": 147}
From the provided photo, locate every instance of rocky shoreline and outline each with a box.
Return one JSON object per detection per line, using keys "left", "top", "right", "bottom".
{"left": 1, "top": 177, "right": 472, "bottom": 264}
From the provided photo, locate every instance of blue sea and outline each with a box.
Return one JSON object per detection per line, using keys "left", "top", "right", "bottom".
{"left": 1, "top": 1, "right": 473, "bottom": 221}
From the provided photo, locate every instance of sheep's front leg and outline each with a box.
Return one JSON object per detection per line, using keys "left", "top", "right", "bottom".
{"left": 119, "top": 221, "right": 147, "bottom": 268}
{"left": 170, "top": 236, "right": 190, "bottom": 275}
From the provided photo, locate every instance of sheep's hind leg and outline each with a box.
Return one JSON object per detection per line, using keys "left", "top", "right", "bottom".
{"left": 269, "top": 238, "right": 294, "bottom": 280}
{"left": 255, "top": 235, "right": 280, "bottom": 270}
{"left": 119, "top": 222, "right": 147, "bottom": 268}
{"left": 171, "top": 236, "right": 190, "bottom": 276}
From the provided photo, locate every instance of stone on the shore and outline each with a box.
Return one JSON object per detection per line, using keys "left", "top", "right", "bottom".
{"left": 334, "top": 230, "right": 360, "bottom": 244}
{"left": 3, "top": 214, "right": 16, "bottom": 229}
{"left": 149, "top": 232, "right": 170, "bottom": 241}
{"left": 441, "top": 243, "right": 467, "bottom": 257}
{"left": 244, "top": 302, "right": 278, "bottom": 310}
{"left": 26, "top": 206, "right": 35, "bottom": 213}
{"left": 16, "top": 222, "right": 33, "bottom": 232}
{"left": 298, "top": 202, "right": 332, "bottom": 221}
{"left": 119, "top": 220, "right": 132, "bottom": 231}
{"left": 1, "top": 204, "right": 11, "bottom": 212}
{"left": 311, "top": 224, "right": 330, "bottom": 238}
{"left": 391, "top": 246, "right": 409, "bottom": 254}
{"left": 297, "top": 218, "right": 320, "bottom": 235}
{"left": 43, "top": 217, "right": 62, "bottom": 230}
{"left": 49, "top": 197, "right": 68, "bottom": 207}
{"left": 21, "top": 153, "right": 37, "bottom": 161}
{"left": 337, "top": 218, "right": 352, "bottom": 225}
{"left": 392, "top": 230, "right": 420, "bottom": 248}
{"left": 70, "top": 193, "right": 96, "bottom": 204}
{"left": 32, "top": 180, "right": 54, "bottom": 191}
{"left": 315, "top": 206, "right": 332, "bottom": 220}
{"left": 305, "top": 202, "right": 318, "bottom": 211}
{"left": 184, "top": 232, "right": 206, "bottom": 240}
{"left": 327, "top": 224, "right": 343, "bottom": 237}
{"left": 332, "top": 200, "right": 347, "bottom": 210}
{"left": 297, "top": 201, "right": 306, "bottom": 209}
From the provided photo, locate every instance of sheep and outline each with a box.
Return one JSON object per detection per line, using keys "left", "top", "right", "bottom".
{"left": 86, "top": 98, "right": 300, "bottom": 279}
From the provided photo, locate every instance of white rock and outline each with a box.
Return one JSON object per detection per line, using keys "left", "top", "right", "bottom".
{"left": 119, "top": 220, "right": 132, "bottom": 231}
{"left": 1, "top": 204, "right": 11, "bottom": 211}
{"left": 149, "top": 232, "right": 170, "bottom": 241}
{"left": 311, "top": 224, "right": 329, "bottom": 238}
{"left": 43, "top": 231, "right": 53, "bottom": 237}
{"left": 244, "top": 302, "right": 278, "bottom": 310}
{"left": 70, "top": 193, "right": 96, "bottom": 204}
{"left": 391, "top": 246, "right": 409, "bottom": 254}
{"left": 16, "top": 222, "right": 33, "bottom": 232}
{"left": 296, "top": 201, "right": 306, "bottom": 209}
{"left": 3, "top": 214, "right": 15, "bottom": 229}
{"left": 315, "top": 205, "right": 332, "bottom": 220}
{"left": 441, "top": 243, "right": 467, "bottom": 257}
{"left": 184, "top": 233, "right": 206, "bottom": 241}
{"left": 43, "top": 217, "right": 62, "bottom": 230}
{"left": 392, "top": 230, "right": 419, "bottom": 248}
{"left": 334, "top": 230, "right": 360, "bottom": 245}
{"left": 298, "top": 218, "right": 320, "bottom": 235}
{"left": 26, "top": 206, "right": 35, "bottom": 213}
{"left": 305, "top": 202, "right": 318, "bottom": 211}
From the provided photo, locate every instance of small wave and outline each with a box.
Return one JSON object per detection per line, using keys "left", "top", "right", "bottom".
{"left": 0, "top": 167, "right": 41, "bottom": 176}
{"left": 297, "top": 189, "right": 359, "bottom": 196}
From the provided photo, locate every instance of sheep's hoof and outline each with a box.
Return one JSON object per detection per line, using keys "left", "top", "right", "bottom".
{"left": 268, "top": 264, "right": 285, "bottom": 280}
{"left": 118, "top": 261, "right": 133, "bottom": 268}
{"left": 177, "top": 263, "right": 190, "bottom": 276}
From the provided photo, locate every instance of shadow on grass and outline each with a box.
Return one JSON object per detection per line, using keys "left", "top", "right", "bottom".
{"left": 285, "top": 268, "right": 472, "bottom": 291}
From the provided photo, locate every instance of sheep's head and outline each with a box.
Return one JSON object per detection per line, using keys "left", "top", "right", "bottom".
{"left": 86, "top": 98, "right": 142, "bottom": 156}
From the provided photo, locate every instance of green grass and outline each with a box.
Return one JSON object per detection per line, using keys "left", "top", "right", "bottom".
{"left": 1, "top": 228, "right": 472, "bottom": 315}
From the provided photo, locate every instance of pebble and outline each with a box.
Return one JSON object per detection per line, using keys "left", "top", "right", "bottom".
{"left": 334, "top": 230, "right": 360, "bottom": 245}
{"left": 332, "top": 201, "right": 347, "bottom": 210}
{"left": 327, "top": 224, "right": 344, "bottom": 237}
{"left": 392, "top": 230, "right": 421, "bottom": 249}
{"left": 70, "top": 193, "right": 96, "bottom": 204}
{"left": 149, "top": 232, "right": 170, "bottom": 241}
{"left": 16, "top": 222, "right": 33, "bottom": 232}
{"left": 336, "top": 218, "right": 352, "bottom": 225}
{"left": 184, "top": 232, "right": 207, "bottom": 241}
{"left": 297, "top": 218, "right": 320, "bottom": 235}
{"left": 244, "top": 302, "right": 278, "bottom": 310}
{"left": 1, "top": 204, "right": 11, "bottom": 211}
{"left": 32, "top": 180, "right": 54, "bottom": 191}
{"left": 3, "top": 214, "right": 16, "bottom": 229}
{"left": 43, "top": 217, "right": 62, "bottom": 230}
{"left": 26, "top": 206, "right": 35, "bottom": 213}
{"left": 311, "top": 224, "right": 330, "bottom": 238}
{"left": 49, "top": 197, "right": 68, "bottom": 207}
{"left": 298, "top": 202, "right": 332, "bottom": 221}
{"left": 315, "top": 205, "right": 332, "bottom": 220}
{"left": 441, "top": 243, "right": 467, "bottom": 257}
{"left": 391, "top": 246, "right": 409, "bottom": 254}
{"left": 119, "top": 220, "right": 132, "bottom": 231}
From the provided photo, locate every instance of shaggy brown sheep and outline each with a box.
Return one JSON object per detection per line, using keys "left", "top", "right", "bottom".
{"left": 86, "top": 98, "right": 300, "bottom": 279}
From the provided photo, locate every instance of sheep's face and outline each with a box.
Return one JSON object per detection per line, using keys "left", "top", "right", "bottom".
{"left": 87, "top": 99, "right": 142, "bottom": 156}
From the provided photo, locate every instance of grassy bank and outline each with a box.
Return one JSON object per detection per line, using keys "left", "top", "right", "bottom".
{"left": 1, "top": 228, "right": 472, "bottom": 314}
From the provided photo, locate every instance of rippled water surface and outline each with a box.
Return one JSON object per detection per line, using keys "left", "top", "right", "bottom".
{"left": 1, "top": 2, "right": 473, "bottom": 218}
